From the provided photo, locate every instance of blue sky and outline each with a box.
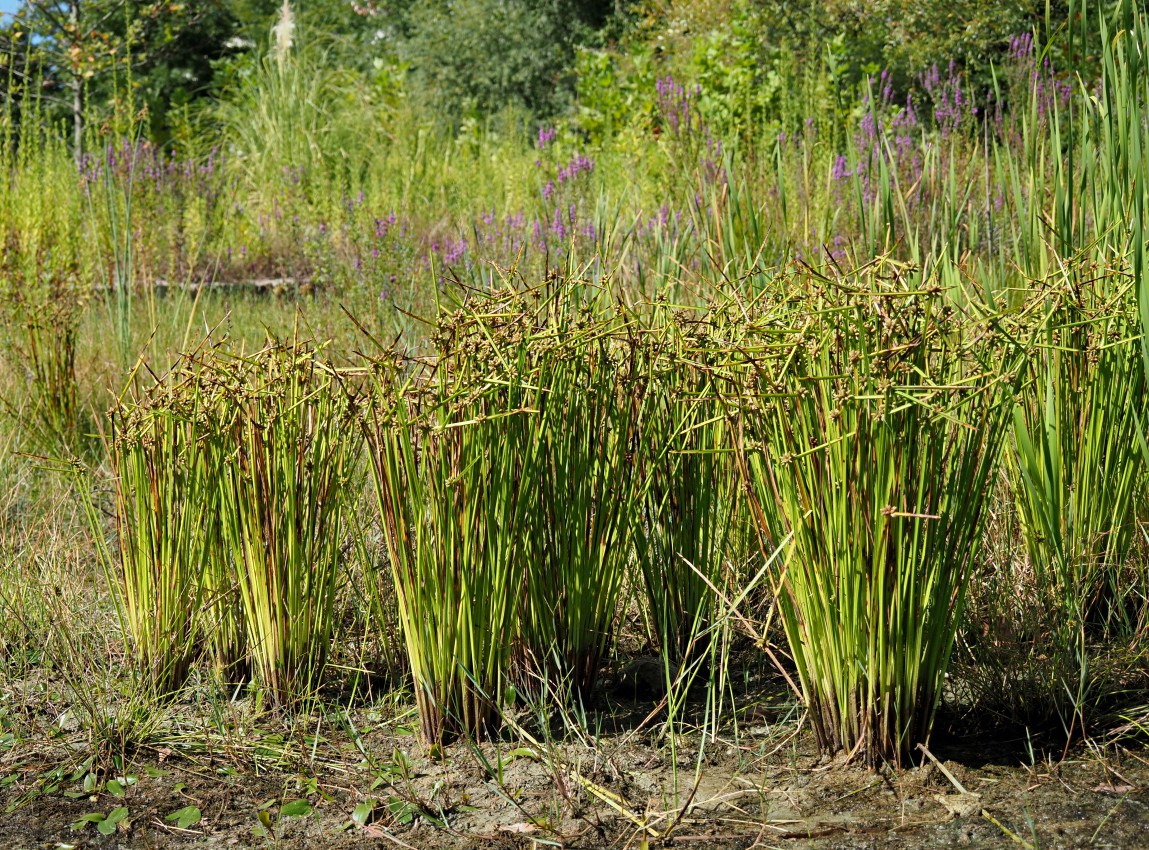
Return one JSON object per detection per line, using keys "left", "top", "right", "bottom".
{"left": 0, "top": 1, "right": 21, "bottom": 18}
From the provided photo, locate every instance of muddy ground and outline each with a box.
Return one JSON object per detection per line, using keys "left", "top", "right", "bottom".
{"left": 3, "top": 680, "right": 1148, "bottom": 850}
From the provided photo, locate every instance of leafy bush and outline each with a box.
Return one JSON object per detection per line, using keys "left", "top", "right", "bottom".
{"left": 401, "top": 0, "right": 603, "bottom": 121}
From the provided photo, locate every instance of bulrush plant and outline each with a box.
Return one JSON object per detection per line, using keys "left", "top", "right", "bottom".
{"left": 1005, "top": 267, "right": 1147, "bottom": 727}
{"left": 0, "top": 249, "right": 90, "bottom": 458}
{"left": 515, "top": 283, "right": 652, "bottom": 702}
{"left": 215, "top": 337, "right": 361, "bottom": 705}
{"left": 735, "top": 259, "right": 1019, "bottom": 765}
{"left": 78, "top": 356, "right": 222, "bottom": 697}
{"left": 8, "top": 292, "right": 85, "bottom": 456}
{"left": 362, "top": 273, "right": 657, "bottom": 741}
{"left": 635, "top": 299, "right": 741, "bottom": 671}
{"left": 361, "top": 329, "right": 542, "bottom": 743}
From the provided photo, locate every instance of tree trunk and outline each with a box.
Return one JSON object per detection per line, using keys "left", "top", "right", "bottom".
{"left": 70, "top": 1, "right": 82, "bottom": 164}
{"left": 71, "top": 77, "right": 83, "bottom": 165}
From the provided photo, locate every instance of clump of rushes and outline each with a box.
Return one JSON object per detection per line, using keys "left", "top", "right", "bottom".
{"left": 79, "top": 355, "right": 222, "bottom": 697}
{"left": 364, "top": 273, "right": 653, "bottom": 734}
{"left": 197, "top": 367, "right": 246, "bottom": 681}
{"left": 215, "top": 337, "right": 361, "bottom": 705}
{"left": 362, "top": 321, "right": 542, "bottom": 743}
{"left": 515, "top": 282, "right": 651, "bottom": 701}
{"left": 736, "top": 259, "right": 1019, "bottom": 765}
{"left": 635, "top": 297, "right": 741, "bottom": 670}
{"left": 1006, "top": 268, "right": 1146, "bottom": 727}
{"left": 3, "top": 287, "right": 87, "bottom": 458}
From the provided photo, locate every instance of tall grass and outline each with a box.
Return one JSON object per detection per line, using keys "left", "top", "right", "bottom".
{"left": 4, "top": 0, "right": 1149, "bottom": 774}
{"left": 635, "top": 299, "right": 741, "bottom": 669}
{"left": 3, "top": 292, "right": 86, "bottom": 456}
{"left": 362, "top": 322, "right": 541, "bottom": 742}
{"left": 514, "top": 281, "right": 653, "bottom": 701}
{"left": 0, "top": 99, "right": 91, "bottom": 456}
{"left": 1003, "top": 267, "right": 1147, "bottom": 728}
{"left": 78, "top": 357, "right": 221, "bottom": 697}
{"left": 364, "top": 275, "right": 656, "bottom": 739}
{"left": 736, "top": 259, "right": 1020, "bottom": 764}
{"left": 215, "top": 337, "right": 361, "bottom": 704}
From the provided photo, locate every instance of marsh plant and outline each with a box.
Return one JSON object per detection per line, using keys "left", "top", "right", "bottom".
{"left": 513, "top": 283, "right": 653, "bottom": 702}
{"left": 635, "top": 300, "right": 742, "bottom": 671}
{"left": 363, "top": 276, "right": 653, "bottom": 739}
{"left": 79, "top": 356, "right": 223, "bottom": 697}
{"left": 736, "top": 260, "right": 1019, "bottom": 765}
{"left": 362, "top": 337, "right": 541, "bottom": 742}
{"left": 215, "top": 338, "right": 361, "bottom": 704}
{"left": 1003, "top": 269, "right": 1148, "bottom": 728}
{"left": 4, "top": 291, "right": 86, "bottom": 457}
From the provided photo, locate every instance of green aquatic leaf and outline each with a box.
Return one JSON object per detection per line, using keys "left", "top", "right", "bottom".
{"left": 97, "top": 806, "right": 128, "bottom": 835}
{"left": 279, "top": 799, "right": 311, "bottom": 818}
{"left": 165, "top": 805, "right": 202, "bottom": 829}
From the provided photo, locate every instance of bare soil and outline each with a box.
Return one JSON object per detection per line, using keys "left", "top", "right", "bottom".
{"left": 3, "top": 684, "right": 1148, "bottom": 850}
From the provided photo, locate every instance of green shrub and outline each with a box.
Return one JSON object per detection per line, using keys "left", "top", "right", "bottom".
{"left": 402, "top": 0, "right": 600, "bottom": 121}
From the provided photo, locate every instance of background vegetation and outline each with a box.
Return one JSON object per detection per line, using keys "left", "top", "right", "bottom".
{"left": 3, "top": 0, "right": 1149, "bottom": 844}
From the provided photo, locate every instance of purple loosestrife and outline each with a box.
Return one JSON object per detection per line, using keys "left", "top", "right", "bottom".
{"left": 920, "top": 62, "right": 973, "bottom": 137}
{"left": 557, "top": 154, "right": 595, "bottom": 184}
{"left": 656, "top": 75, "right": 702, "bottom": 138}
{"left": 444, "top": 239, "right": 468, "bottom": 266}
{"left": 550, "top": 207, "right": 567, "bottom": 240}
{"left": 655, "top": 74, "right": 729, "bottom": 189}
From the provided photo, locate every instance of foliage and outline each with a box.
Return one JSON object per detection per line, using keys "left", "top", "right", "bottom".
{"left": 3, "top": 0, "right": 1149, "bottom": 778}
{"left": 1001, "top": 272, "right": 1147, "bottom": 729}
{"left": 213, "top": 37, "right": 381, "bottom": 202}
{"left": 634, "top": 299, "right": 740, "bottom": 668}
{"left": 736, "top": 260, "right": 1020, "bottom": 765}
{"left": 77, "top": 354, "right": 223, "bottom": 697}
{"left": 1, "top": 1, "right": 244, "bottom": 149}
{"left": 362, "top": 310, "right": 541, "bottom": 742}
{"left": 400, "top": 0, "right": 581, "bottom": 121}
{"left": 215, "top": 337, "right": 361, "bottom": 704}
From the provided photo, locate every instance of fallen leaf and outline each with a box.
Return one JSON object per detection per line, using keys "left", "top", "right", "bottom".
{"left": 1094, "top": 783, "right": 1134, "bottom": 795}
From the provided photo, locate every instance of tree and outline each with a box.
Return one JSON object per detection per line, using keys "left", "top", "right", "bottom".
{"left": 1, "top": 1, "right": 243, "bottom": 152}
{"left": 379, "top": 0, "right": 619, "bottom": 120}
{"left": 2, "top": 1, "right": 136, "bottom": 158}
